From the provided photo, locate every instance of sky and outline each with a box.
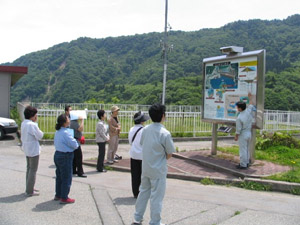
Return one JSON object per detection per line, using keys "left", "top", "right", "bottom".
{"left": 1, "top": 0, "right": 300, "bottom": 64}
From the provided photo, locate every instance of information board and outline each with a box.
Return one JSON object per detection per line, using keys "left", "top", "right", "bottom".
{"left": 202, "top": 49, "right": 265, "bottom": 129}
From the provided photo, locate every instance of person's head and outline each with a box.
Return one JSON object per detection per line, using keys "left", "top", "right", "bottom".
{"left": 97, "top": 110, "right": 106, "bottom": 120}
{"left": 111, "top": 106, "right": 120, "bottom": 117}
{"left": 236, "top": 101, "right": 246, "bottom": 112}
{"left": 55, "top": 114, "right": 70, "bottom": 130}
{"left": 148, "top": 104, "right": 166, "bottom": 123}
{"left": 24, "top": 106, "right": 38, "bottom": 122}
{"left": 65, "top": 105, "right": 72, "bottom": 116}
{"left": 133, "top": 111, "right": 150, "bottom": 125}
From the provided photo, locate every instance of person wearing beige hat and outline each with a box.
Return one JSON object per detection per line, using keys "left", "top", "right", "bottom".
{"left": 107, "top": 106, "right": 121, "bottom": 164}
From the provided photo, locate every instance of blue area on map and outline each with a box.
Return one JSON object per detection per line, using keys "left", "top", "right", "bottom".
{"left": 210, "top": 76, "right": 237, "bottom": 89}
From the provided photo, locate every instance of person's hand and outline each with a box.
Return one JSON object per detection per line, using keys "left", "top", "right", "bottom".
{"left": 248, "top": 92, "right": 252, "bottom": 98}
{"left": 234, "top": 136, "right": 238, "bottom": 141}
{"left": 107, "top": 138, "right": 110, "bottom": 142}
{"left": 78, "top": 116, "right": 83, "bottom": 120}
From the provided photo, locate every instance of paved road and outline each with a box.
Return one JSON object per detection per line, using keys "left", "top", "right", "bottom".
{"left": 0, "top": 137, "right": 299, "bottom": 225}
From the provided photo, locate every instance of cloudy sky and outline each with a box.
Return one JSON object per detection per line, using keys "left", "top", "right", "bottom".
{"left": 1, "top": 0, "right": 300, "bottom": 64}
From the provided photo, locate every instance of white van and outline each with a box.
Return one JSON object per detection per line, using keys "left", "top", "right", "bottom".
{"left": 0, "top": 117, "right": 18, "bottom": 140}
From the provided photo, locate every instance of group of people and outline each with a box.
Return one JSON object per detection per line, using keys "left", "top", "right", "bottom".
{"left": 20, "top": 99, "right": 254, "bottom": 225}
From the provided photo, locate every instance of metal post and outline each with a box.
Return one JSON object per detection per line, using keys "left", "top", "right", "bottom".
{"left": 162, "top": 0, "right": 168, "bottom": 104}
{"left": 211, "top": 123, "right": 218, "bottom": 155}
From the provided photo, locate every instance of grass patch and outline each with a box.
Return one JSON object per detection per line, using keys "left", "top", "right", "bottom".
{"left": 200, "top": 177, "right": 215, "bottom": 185}
{"left": 236, "top": 181, "right": 271, "bottom": 191}
{"left": 234, "top": 211, "right": 241, "bottom": 216}
{"left": 290, "top": 188, "right": 300, "bottom": 195}
{"left": 104, "top": 166, "right": 113, "bottom": 171}
{"left": 218, "top": 144, "right": 300, "bottom": 183}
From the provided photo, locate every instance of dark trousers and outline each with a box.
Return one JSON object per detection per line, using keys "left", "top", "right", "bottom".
{"left": 97, "top": 142, "right": 106, "bottom": 171}
{"left": 73, "top": 145, "right": 84, "bottom": 175}
{"left": 54, "top": 151, "right": 74, "bottom": 199}
{"left": 130, "top": 158, "right": 142, "bottom": 197}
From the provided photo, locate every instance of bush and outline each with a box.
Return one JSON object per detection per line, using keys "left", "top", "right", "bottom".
{"left": 256, "top": 132, "right": 300, "bottom": 150}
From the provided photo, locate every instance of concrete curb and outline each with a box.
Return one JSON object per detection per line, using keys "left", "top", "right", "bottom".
{"left": 83, "top": 160, "right": 300, "bottom": 195}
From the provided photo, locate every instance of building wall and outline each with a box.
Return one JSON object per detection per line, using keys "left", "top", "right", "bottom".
{"left": 0, "top": 73, "right": 11, "bottom": 118}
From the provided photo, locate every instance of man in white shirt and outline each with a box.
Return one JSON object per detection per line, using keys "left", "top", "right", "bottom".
{"left": 21, "top": 106, "right": 44, "bottom": 196}
{"left": 128, "top": 111, "right": 149, "bottom": 198}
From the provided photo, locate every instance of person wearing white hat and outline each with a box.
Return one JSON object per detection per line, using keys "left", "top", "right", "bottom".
{"left": 107, "top": 106, "right": 121, "bottom": 164}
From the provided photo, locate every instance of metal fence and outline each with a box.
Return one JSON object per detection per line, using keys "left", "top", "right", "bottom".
{"left": 17, "top": 102, "right": 300, "bottom": 137}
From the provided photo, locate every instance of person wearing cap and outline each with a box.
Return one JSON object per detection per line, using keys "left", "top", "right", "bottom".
{"left": 107, "top": 106, "right": 121, "bottom": 164}
{"left": 128, "top": 111, "right": 150, "bottom": 198}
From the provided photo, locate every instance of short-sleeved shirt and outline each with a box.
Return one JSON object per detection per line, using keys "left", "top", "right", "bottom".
{"left": 140, "top": 123, "right": 175, "bottom": 179}
{"left": 236, "top": 105, "right": 255, "bottom": 136}
{"left": 128, "top": 124, "right": 144, "bottom": 160}
{"left": 70, "top": 120, "right": 82, "bottom": 141}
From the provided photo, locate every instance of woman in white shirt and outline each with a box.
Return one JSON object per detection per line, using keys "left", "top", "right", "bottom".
{"left": 21, "top": 106, "right": 44, "bottom": 197}
{"left": 128, "top": 111, "right": 149, "bottom": 198}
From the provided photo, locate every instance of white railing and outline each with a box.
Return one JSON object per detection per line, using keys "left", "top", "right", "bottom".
{"left": 17, "top": 102, "right": 300, "bottom": 137}
{"left": 30, "top": 102, "right": 202, "bottom": 112}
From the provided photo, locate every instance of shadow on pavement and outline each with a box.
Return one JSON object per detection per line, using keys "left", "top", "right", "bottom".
{"left": 0, "top": 193, "right": 27, "bottom": 203}
{"left": 113, "top": 197, "right": 136, "bottom": 206}
{"left": 0, "top": 135, "right": 15, "bottom": 141}
{"left": 32, "top": 200, "right": 64, "bottom": 212}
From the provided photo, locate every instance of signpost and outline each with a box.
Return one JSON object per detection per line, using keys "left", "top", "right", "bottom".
{"left": 202, "top": 47, "right": 265, "bottom": 163}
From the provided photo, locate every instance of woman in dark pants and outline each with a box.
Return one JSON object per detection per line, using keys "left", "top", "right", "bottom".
{"left": 54, "top": 114, "right": 79, "bottom": 204}
{"left": 96, "top": 110, "right": 110, "bottom": 172}
{"left": 128, "top": 111, "right": 149, "bottom": 198}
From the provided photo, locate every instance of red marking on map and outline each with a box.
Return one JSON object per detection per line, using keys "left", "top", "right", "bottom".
{"left": 215, "top": 101, "right": 224, "bottom": 103}
{"left": 206, "top": 97, "right": 215, "bottom": 99}
{"left": 239, "top": 75, "right": 246, "bottom": 77}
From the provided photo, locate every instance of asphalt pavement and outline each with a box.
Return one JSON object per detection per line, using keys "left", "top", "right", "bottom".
{"left": 0, "top": 135, "right": 299, "bottom": 225}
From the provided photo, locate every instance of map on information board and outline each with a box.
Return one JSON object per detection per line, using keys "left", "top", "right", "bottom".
{"left": 203, "top": 57, "right": 257, "bottom": 122}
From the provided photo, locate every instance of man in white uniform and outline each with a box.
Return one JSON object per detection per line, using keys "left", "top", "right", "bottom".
{"left": 235, "top": 93, "right": 255, "bottom": 169}
{"left": 132, "top": 104, "right": 175, "bottom": 225}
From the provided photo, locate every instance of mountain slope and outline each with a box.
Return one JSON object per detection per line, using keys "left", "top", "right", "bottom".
{"left": 6, "top": 14, "right": 300, "bottom": 109}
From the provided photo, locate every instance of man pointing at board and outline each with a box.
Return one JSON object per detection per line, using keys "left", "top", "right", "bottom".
{"left": 235, "top": 92, "right": 255, "bottom": 169}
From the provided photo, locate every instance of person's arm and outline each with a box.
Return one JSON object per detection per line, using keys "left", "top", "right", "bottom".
{"left": 77, "top": 118, "right": 84, "bottom": 132}
{"left": 108, "top": 118, "right": 120, "bottom": 133}
{"left": 31, "top": 123, "right": 44, "bottom": 140}
{"left": 235, "top": 118, "right": 242, "bottom": 141}
{"left": 98, "top": 123, "right": 109, "bottom": 141}
{"left": 166, "top": 154, "right": 172, "bottom": 160}
{"left": 248, "top": 92, "right": 253, "bottom": 105}
{"left": 164, "top": 132, "right": 176, "bottom": 160}
{"left": 65, "top": 131, "right": 79, "bottom": 150}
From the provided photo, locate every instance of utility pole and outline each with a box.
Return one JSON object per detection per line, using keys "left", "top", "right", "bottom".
{"left": 162, "top": 0, "right": 168, "bottom": 105}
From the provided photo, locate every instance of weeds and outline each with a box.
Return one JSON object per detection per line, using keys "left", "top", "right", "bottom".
{"left": 200, "top": 177, "right": 215, "bottom": 185}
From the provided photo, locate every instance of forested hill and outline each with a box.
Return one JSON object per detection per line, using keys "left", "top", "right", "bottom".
{"left": 6, "top": 14, "right": 300, "bottom": 110}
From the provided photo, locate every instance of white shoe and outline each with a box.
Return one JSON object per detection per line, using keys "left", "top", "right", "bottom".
{"left": 26, "top": 191, "right": 40, "bottom": 197}
{"left": 132, "top": 219, "right": 142, "bottom": 225}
